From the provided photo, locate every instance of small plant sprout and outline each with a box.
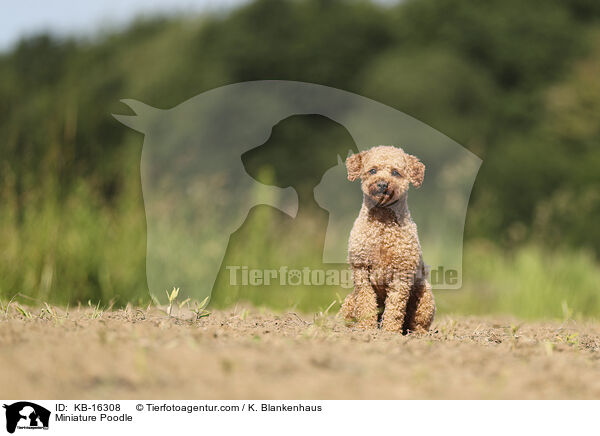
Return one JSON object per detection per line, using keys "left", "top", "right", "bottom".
{"left": 511, "top": 324, "right": 521, "bottom": 336}
{"left": 178, "top": 297, "right": 191, "bottom": 310}
{"left": 507, "top": 323, "right": 522, "bottom": 349}
{"left": 14, "top": 303, "right": 32, "bottom": 319}
{"left": 313, "top": 300, "right": 337, "bottom": 326}
{"left": 507, "top": 323, "right": 522, "bottom": 340}
{"left": 88, "top": 300, "right": 104, "bottom": 319}
{"left": 40, "top": 303, "right": 69, "bottom": 324}
{"left": 440, "top": 319, "right": 458, "bottom": 338}
{"left": 166, "top": 287, "right": 180, "bottom": 317}
{"left": 41, "top": 302, "right": 57, "bottom": 318}
{"left": 557, "top": 332, "right": 580, "bottom": 346}
{"left": 3, "top": 294, "right": 19, "bottom": 318}
{"left": 323, "top": 300, "right": 337, "bottom": 316}
{"left": 192, "top": 296, "right": 211, "bottom": 321}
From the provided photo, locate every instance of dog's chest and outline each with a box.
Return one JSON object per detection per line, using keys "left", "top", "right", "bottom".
{"left": 349, "top": 207, "right": 419, "bottom": 270}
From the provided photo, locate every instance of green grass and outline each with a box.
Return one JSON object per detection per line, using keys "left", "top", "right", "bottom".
{"left": 1, "top": 175, "right": 600, "bottom": 320}
{"left": 438, "top": 241, "right": 600, "bottom": 320}
{"left": 0, "top": 156, "right": 149, "bottom": 307}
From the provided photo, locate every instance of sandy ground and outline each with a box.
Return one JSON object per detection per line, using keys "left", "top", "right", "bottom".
{"left": 1, "top": 305, "right": 600, "bottom": 399}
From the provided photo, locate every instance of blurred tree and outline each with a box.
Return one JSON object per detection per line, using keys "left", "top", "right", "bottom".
{"left": 1, "top": 0, "right": 600, "bottom": 303}
{"left": 360, "top": 48, "right": 497, "bottom": 148}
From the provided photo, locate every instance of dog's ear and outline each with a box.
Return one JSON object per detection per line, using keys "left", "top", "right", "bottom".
{"left": 346, "top": 151, "right": 365, "bottom": 181}
{"left": 407, "top": 153, "right": 425, "bottom": 188}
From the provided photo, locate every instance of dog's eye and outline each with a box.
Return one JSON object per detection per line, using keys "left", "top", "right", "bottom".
{"left": 391, "top": 169, "right": 401, "bottom": 177}
{"left": 368, "top": 168, "right": 377, "bottom": 175}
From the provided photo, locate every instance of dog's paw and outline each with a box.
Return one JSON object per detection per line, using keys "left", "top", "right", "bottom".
{"left": 355, "top": 316, "right": 379, "bottom": 330}
{"left": 380, "top": 317, "right": 404, "bottom": 333}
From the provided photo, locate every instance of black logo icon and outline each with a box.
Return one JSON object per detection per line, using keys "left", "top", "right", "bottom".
{"left": 3, "top": 402, "right": 50, "bottom": 434}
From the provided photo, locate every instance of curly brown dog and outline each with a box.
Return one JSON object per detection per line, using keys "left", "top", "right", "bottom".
{"left": 340, "top": 145, "right": 435, "bottom": 333}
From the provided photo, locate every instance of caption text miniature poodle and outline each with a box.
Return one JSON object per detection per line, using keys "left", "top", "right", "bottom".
{"left": 340, "top": 145, "right": 435, "bottom": 333}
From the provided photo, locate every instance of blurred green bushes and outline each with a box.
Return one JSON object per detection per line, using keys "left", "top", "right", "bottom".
{"left": 1, "top": 0, "right": 600, "bottom": 316}
{"left": 438, "top": 242, "right": 600, "bottom": 319}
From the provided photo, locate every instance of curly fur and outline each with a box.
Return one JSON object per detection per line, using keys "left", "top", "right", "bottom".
{"left": 340, "top": 145, "right": 435, "bottom": 333}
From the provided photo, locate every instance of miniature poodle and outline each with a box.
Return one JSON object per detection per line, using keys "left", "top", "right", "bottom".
{"left": 340, "top": 145, "right": 435, "bottom": 333}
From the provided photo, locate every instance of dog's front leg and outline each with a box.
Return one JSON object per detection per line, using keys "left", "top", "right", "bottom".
{"left": 380, "top": 276, "right": 412, "bottom": 333}
{"left": 406, "top": 279, "right": 435, "bottom": 333}
{"left": 342, "top": 267, "right": 378, "bottom": 328}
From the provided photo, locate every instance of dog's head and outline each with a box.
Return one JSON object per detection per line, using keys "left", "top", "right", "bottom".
{"left": 346, "top": 145, "right": 424, "bottom": 207}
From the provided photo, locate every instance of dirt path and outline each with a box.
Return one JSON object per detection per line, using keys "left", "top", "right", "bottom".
{"left": 1, "top": 306, "right": 600, "bottom": 399}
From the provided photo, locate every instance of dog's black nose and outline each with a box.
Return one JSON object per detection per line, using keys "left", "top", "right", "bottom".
{"left": 377, "top": 181, "right": 388, "bottom": 191}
